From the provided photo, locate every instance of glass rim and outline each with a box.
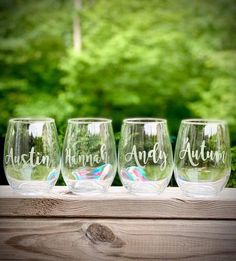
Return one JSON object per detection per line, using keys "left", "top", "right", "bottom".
{"left": 9, "top": 117, "right": 55, "bottom": 123}
{"left": 182, "top": 119, "right": 227, "bottom": 125}
{"left": 68, "top": 117, "right": 112, "bottom": 124}
{"left": 123, "top": 118, "right": 167, "bottom": 124}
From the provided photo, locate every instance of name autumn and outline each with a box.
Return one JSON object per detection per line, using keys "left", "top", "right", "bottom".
{"left": 179, "top": 138, "right": 226, "bottom": 166}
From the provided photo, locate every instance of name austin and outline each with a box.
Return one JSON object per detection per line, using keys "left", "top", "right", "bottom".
{"left": 5, "top": 147, "right": 50, "bottom": 168}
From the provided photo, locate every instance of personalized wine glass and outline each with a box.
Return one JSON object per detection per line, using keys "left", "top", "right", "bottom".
{"left": 62, "top": 118, "right": 117, "bottom": 194}
{"left": 4, "top": 118, "right": 60, "bottom": 195}
{"left": 174, "top": 119, "right": 231, "bottom": 197}
{"left": 118, "top": 118, "right": 173, "bottom": 194}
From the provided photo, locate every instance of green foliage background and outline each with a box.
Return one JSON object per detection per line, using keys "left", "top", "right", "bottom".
{"left": 0, "top": 0, "right": 235, "bottom": 186}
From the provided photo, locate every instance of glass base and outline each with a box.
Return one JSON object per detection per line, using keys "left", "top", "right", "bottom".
{"left": 8, "top": 180, "right": 53, "bottom": 195}
{"left": 66, "top": 179, "right": 112, "bottom": 194}
{"left": 176, "top": 176, "right": 229, "bottom": 198}
{"left": 122, "top": 177, "right": 171, "bottom": 195}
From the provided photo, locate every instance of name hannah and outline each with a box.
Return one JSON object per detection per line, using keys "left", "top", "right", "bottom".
{"left": 65, "top": 144, "right": 108, "bottom": 167}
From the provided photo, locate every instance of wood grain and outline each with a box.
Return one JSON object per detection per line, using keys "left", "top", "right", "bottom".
{"left": 0, "top": 218, "right": 236, "bottom": 261}
{"left": 0, "top": 186, "right": 236, "bottom": 219}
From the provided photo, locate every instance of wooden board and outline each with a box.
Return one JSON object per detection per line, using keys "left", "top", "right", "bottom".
{"left": 0, "top": 186, "right": 236, "bottom": 219}
{"left": 0, "top": 218, "right": 236, "bottom": 261}
{"left": 1, "top": 186, "right": 236, "bottom": 260}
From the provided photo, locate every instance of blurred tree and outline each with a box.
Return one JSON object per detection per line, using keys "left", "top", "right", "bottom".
{"left": 0, "top": 0, "right": 235, "bottom": 185}
{"left": 0, "top": 0, "right": 72, "bottom": 136}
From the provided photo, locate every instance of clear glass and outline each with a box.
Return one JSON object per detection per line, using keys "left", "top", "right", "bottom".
{"left": 118, "top": 118, "right": 173, "bottom": 194}
{"left": 174, "top": 119, "right": 231, "bottom": 198}
{"left": 4, "top": 118, "right": 61, "bottom": 195}
{"left": 62, "top": 118, "right": 117, "bottom": 194}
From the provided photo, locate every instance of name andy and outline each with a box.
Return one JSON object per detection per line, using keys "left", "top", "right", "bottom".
{"left": 125, "top": 142, "right": 167, "bottom": 170}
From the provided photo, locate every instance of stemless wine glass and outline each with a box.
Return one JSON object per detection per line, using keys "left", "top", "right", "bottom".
{"left": 62, "top": 118, "right": 117, "bottom": 194}
{"left": 118, "top": 118, "right": 173, "bottom": 194}
{"left": 4, "top": 118, "right": 61, "bottom": 195}
{"left": 174, "top": 119, "right": 231, "bottom": 198}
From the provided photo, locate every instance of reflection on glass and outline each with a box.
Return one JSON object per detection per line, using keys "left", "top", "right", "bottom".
{"left": 118, "top": 118, "right": 173, "bottom": 194}
{"left": 4, "top": 118, "right": 60, "bottom": 195}
{"left": 174, "top": 119, "right": 231, "bottom": 197}
{"left": 62, "top": 118, "right": 117, "bottom": 194}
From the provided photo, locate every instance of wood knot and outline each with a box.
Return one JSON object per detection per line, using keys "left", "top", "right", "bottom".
{"left": 86, "top": 223, "right": 115, "bottom": 243}
{"left": 85, "top": 223, "right": 125, "bottom": 248}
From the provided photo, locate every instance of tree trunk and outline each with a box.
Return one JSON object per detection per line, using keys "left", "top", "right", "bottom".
{"left": 73, "top": 0, "right": 82, "bottom": 53}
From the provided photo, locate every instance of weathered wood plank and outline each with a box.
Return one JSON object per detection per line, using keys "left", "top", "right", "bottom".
{"left": 0, "top": 218, "right": 235, "bottom": 261}
{"left": 0, "top": 186, "right": 236, "bottom": 219}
